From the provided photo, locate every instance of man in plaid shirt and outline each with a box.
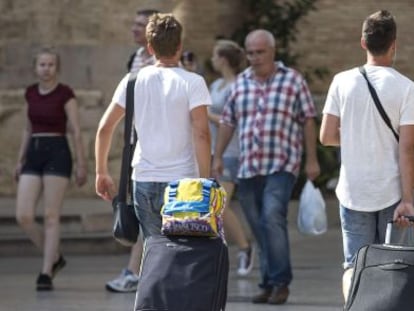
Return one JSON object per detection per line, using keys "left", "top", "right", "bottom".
{"left": 213, "top": 29, "right": 320, "bottom": 305}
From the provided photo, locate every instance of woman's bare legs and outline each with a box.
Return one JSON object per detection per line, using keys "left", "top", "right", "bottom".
{"left": 128, "top": 236, "right": 143, "bottom": 274}
{"left": 222, "top": 180, "right": 250, "bottom": 249}
{"left": 221, "top": 180, "right": 255, "bottom": 276}
{"left": 41, "top": 175, "right": 69, "bottom": 275}
{"left": 16, "top": 175, "right": 43, "bottom": 249}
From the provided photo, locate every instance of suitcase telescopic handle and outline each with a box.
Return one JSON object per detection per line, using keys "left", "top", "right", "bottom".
{"left": 385, "top": 216, "right": 414, "bottom": 244}
{"left": 404, "top": 215, "right": 414, "bottom": 222}
{"left": 387, "top": 215, "right": 414, "bottom": 224}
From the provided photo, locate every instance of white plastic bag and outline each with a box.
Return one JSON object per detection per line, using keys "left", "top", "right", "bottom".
{"left": 297, "top": 180, "right": 327, "bottom": 235}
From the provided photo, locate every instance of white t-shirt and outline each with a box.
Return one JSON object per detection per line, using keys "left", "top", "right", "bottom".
{"left": 112, "top": 66, "right": 212, "bottom": 182}
{"left": 323, "top": 65, "right": 414, "bottom": 211}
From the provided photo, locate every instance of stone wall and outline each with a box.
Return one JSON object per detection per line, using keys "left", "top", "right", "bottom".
{"left": 293, "top": 0, "right": 414, "bottom": 92}
{"left": 0, "top": 0, "right": 413, "bottom": 196}
{"left": 0, "top": 0, "right": 246, "bottom": 196}
{"left": 1, "top": 0, "right": 412, "bottom": 94}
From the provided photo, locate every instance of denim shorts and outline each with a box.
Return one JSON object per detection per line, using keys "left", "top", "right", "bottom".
{"left": 219, "top": 157, "right": 239, "bottom": 184}
{"left": 340, "top": 201, "right": 399, "bottom": 269}
{"left": 21, "top": 136, "right": 72, "bottom": 178}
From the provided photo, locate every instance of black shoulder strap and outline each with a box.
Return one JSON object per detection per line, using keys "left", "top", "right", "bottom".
{"left": 126, "top": 51, "right": 136, "bottom": 72}
{"left": 124, "top": 72, "right": 137, "bottom": 146}
{"left": 359, "top": 66, "right": 399, "bottom": 142}
{"left": 118, "top": 72, "right": 138, "bottom": 203}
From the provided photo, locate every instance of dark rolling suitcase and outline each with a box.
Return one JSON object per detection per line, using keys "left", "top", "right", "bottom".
{"left": 134, "top": 235, "right": 229, "bottom": 311}
{"left": 344, "top": 219, "right": 414, "bottom": 311}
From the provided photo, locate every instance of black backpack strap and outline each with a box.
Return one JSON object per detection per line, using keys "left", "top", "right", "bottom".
{"left": 126, "top": 51, "right": 136, "bottom": 72}
{"left": 359, "top": 66, "right": 399, "bottom": 142}
{"left": 118, "top": 72, "right": 138, "bottom": 203}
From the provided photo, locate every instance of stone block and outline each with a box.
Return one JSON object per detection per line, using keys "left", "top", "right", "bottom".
{"left": 81, "top": 213, "right": 113, "bottom": 233}
{"left": 76, "top": 89, "right": 103, "bottom": 108}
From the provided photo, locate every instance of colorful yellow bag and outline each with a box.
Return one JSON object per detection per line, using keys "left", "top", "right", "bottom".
{"left": 161, "top": 178, "right": 227, "bottom": 237}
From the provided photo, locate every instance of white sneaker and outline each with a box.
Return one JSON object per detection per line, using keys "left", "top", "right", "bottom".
{"left": 105, "top": 268, "right": 139, "bottom": 293}
{"left": 237, "top": 245, "right": 254, "bottom": 276}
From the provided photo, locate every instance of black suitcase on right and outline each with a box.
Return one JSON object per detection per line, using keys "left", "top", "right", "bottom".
{"left": 344, "top": 221, "right": 414, "bottom": 311}
{"left": 134, "top": 235, "right": 229, "bottom": 311}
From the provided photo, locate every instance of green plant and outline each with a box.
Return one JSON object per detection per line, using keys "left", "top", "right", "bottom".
{"left": 231, "top": 0, "right": 328, "bottom": 82}
{"left": 232, "top": 0, "right": 317, "bottom": 63}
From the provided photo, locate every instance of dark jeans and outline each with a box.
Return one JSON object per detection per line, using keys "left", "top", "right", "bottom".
{"left": 133, "top": 181, "right": 168, "bottom": 239}
{"left": 238, "top": 172, "right": 296, "bottom": 289}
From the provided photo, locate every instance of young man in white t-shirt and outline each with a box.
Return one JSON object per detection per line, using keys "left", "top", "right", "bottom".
{"left": 104, "top": 8, "right": 158, "bottom": 294}
{"left": 95, "top": 13, "right": 211, "bottom": 236}
{"left": 320, "top": 10, "right": 414, "bottom": 302}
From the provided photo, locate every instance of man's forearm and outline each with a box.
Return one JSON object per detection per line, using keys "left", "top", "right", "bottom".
{"left": 399, "top": 125, "right": 414, "bottom": 203}
{"left": 193, "top": 131, "right": 211, "bottom": 178}
{"left": 95, "top": 102, "right": 125, "bottom": 175}
{"left": 214, "top": 123, "right": 235, "bottom": 159}
{"left": 319, "top": 114, "right": 340, "bottom": 146}
{"left": 304, "top": 118, "right": 318, "bottom": 162}
{"left": 95, "top": 126, "right": 114, "bottom": 175}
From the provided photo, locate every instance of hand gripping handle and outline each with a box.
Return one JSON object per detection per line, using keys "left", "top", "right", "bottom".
{"left": 385, "top": 216, "right": 414, "bottom": 244}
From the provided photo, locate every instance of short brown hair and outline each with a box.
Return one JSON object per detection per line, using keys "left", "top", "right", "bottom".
{"left": 215, "top": 40, "right": 246, "bottom": 74}
{"left": 362, "top": 10, "right": 396, "bottom": 56}
{"left": 146, "top": 13, "right": 182, "bottom": 58}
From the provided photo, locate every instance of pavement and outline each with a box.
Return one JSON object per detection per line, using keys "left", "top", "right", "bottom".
{"left": 0, "top": 196, "right": 345, "bottom": 311}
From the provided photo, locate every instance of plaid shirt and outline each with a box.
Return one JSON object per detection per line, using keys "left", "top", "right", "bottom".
{"left": 129, "top": 47, "right": 155, "bottom": 73}
{"left": 221, "top": 62, "right": 316, "bottom": 178}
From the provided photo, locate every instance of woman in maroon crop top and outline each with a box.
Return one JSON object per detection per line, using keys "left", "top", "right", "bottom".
{"left": 14, "top": 47, "right": 87, "bottom": 291}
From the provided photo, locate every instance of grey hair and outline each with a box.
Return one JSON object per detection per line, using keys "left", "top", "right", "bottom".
{"left": 245, "top": 29, "right": 276, "bottom": 48}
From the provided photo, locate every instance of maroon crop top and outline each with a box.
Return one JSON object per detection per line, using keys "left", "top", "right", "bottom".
{"left": 25, "top": 83, "right": 75, "bottom": 134}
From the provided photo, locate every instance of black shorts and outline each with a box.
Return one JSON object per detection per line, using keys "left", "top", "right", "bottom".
{"left": 21, "top": 136, "right": 72, "bottom": 178}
